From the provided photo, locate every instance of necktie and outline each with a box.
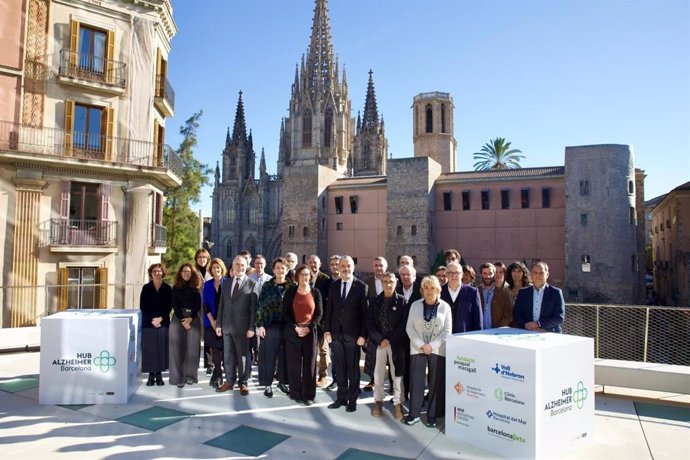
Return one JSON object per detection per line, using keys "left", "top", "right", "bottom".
{"left": 232, "top": 278, "right": 240, "bottom": 300}
{"left": 341, "top": 281, "right": 347, "bottom": 301}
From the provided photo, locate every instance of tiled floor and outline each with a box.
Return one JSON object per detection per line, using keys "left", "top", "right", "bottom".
{"left": 1, "top": 352, "right": 688, "bottom": 459}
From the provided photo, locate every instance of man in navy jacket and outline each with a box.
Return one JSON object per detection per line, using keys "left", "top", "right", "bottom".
{"left": 512, "top": 262, "right": 564, "bottom": 333}
{"left": 440, "top": 262, "right": 482, "bottom": 333}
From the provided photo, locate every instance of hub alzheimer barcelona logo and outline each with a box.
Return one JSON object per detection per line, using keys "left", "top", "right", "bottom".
{"left": 52, "top": 349, "right": 116, "bottom": 373}
{"left": 544, "top": 381, "right": 589, "bottom": 416}
{"left": 491, "top": 362, "right": 525, "bottom": 382}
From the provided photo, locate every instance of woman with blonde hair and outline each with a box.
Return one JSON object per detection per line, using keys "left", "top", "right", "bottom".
{"left": 203, "top": 258, "right": 227, "bottom": 388}
{"left": 405, "top": 275, "right": 452, "bottom": 428}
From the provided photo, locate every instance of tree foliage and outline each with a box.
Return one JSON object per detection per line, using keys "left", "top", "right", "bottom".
{"left": 162, "top": 111, "right": 211, "bottom": 279}
{"left": 473, "top": 137, "right": 525, "bottom": 170}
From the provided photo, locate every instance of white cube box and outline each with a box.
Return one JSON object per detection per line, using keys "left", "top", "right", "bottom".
{"left": 446, "top": 328, "right": 594, "bottom": 459}
{"left": 39, "top": 309, "right": 141, "bottom": 405}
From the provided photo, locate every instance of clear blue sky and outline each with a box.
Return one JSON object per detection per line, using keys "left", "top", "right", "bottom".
{"left": 166, "top": 0, "right": 690, "bottom": 217}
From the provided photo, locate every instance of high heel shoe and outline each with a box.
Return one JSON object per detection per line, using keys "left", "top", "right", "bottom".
{"left": 146, "top": 373, "right": 155, "bottom": 386}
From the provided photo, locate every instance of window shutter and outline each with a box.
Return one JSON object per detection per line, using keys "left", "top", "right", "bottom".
{"left": 95, "top": 267, "right": 108, "bottom": 309}
{"left": 64, "top": 100, "right": 75, "bottom": 156}
{"left": 105, "top": 29, "right": 115, "bottom": 84}
{"left": 98, "top": 184, "right": 111, "bottom": 244}
{"left": 59, "top": 181, "right": 70, "bottom": 244}
{"left": 102, "top": 107, "right": 114, "bottom": 160}
{"left": 58, "top": 268, "right": 69, "bottom": 311}
{"left": 155, "top": 48, "right": 162, "bottom": 96}
{"left": 153, "top": 119, "right": 160, "bottom": 166}
{"left": 69, "top": 19, "right": 79, "bottom": 69}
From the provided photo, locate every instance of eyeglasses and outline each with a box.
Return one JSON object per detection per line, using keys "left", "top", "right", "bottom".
{"left": 446, "top": 271, "right": 460, "bottom": 276}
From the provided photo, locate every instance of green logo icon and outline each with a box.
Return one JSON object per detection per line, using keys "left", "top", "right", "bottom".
{"left": 94, "top": 350, "right": 116, "bottom": 373}
{"left": 494, "top": 388, "right": 504, "bottom": 401}
{"left": 573, "top": 380, "right": 588, "bottom": 409}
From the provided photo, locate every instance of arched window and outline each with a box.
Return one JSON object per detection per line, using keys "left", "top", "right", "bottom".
{"left": 302, "top": 109, "right": 312, "bottom": 148}
{"left": 396, "top": 225, "right": 403, "bottom": 237}
{"left": 362, "top": 141, "right": 371, "bottom": 169}
{"left": 230, "top": 156, "right": 236, "bottom": 179}
{"left": 225, "top": 240, "right": 232, "bottom": 259}
{"left": 303, "top": 226, "right": 309, "bottom": 238}
{"left": 246, "top": 195, "right": 259, "bottom": 225}
{"left": 324, "top": 107, "right": 333, "bottom": 148}
{"left": 441, "top": 103, "right": 446, "bottom": 133}
{"left": 411, "top": 225, "right": 417, "bottom": 236}
{"left": 425, "top": 104, "right": 433, "bottom": 133}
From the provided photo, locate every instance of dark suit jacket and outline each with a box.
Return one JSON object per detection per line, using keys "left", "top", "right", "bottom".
{"left": 441, "top": 284, "right": 482, "bottom": 333}
{"left": 396, "top": 282, "right": 422, "bottom": 311}
{"left": 325, "top": 277, "right": 368, "bottom": 341}
{"left": 282, "top": 286, "right": 323, "bottom": 344}
{"left": 512, "top": 284, "right": 565, "bottom": 333}
{"left": 479, "top": 285, "right": 513, "bottom": 328}
{"left": 367, "top": 292, "right": 409, "bottom": 376}
{"left": 217, "top": 276, "right": 258, "bottom": 336}
{"left": 365, "top": 275, "right": 384, "bottom": 299}
{"left": 312, "top": 271, "right": 332, "bottom": 303}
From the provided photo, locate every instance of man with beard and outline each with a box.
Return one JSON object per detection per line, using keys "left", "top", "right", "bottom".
{"left": 478, "top": 262, "right": 513, "bottom": 329}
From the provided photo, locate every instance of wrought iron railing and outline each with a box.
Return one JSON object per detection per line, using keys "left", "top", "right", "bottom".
{"left": 58, "top": 49, "right": 127, "bottom": 88}
{"left": 48, "top": 219, "right": 117, "bottom": 247}
{"left": 0, "top": 120, "right": 182, "bottom": 178}
{"left": 563, "top": 303, "right": 690, "bottom": 366}
{"left": 155, "top": 74, "right": 175, "bottom": 111}
{"left": 150, "top": 223, "right": 167, "bottom": 247}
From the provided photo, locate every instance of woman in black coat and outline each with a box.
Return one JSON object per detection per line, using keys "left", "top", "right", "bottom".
{"left": 169, "top": 263, "right": 202, "bottom": 388}
{"left": 140, "top": 263, "right": 172, "bottom": 386}
{"left": 282, "top": 264, "right": 323, "bottom": 405}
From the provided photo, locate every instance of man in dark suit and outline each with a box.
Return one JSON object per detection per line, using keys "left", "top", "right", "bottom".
{"left": 513, "top": 261, "right": 565, "bottom": 333}
{"left": 325, "top": 255, "right": 368, "bottom": 412}
{"left": 215, "top": 255, "right": 258, "bottom": 395}
{"left": 440, "top": 261, "right": 483, "bottom": 333}
{"left": 308, "top": 254, "right": 332, "bottom": 387}
{"left": 478, "top": 262, "right": 513, "bottom": 329}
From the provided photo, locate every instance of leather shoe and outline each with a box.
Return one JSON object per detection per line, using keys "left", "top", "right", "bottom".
{"left": 216, "top": 382, "right": 233, "bottom": 393}
{"left": 240, "top": 384, "right": 249, "bottom": 396}
{"left": 304, "top": 399, "right": 314, "bottom": 406}
{"left": 363, "top": 380, "right": 374, "bottom": 392}
{"left": 328, "top": 399, "right": 345, "bottom": 409}
{"left": 346, "top": 401, "right": 357, "bottom": 412}
{"left": 146, "top": 373, "right": 155, "bottom": 386}
{"left": 277, "top": 382, "right": 290, "bottom": 394}
{"left": 264, "top": 386, "right": 273, "bottom": 398}
{"left": 155, "top": 373, "right": 164, "bottom": 386}
{"left": 325, "top": 381, "right": 337, "bottom": 391}
{"left": 426, "top": 417, "right": 437, "bottom": 428}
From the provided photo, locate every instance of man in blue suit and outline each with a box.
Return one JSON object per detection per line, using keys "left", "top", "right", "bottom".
{"left": 512, "top": 262, "right": 564, "bottom": 333}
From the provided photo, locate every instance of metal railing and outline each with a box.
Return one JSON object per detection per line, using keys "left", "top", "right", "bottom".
{"left": 47, "top": 219, "right": 117, "bottom": 247}
{"left": 563, "top": 303, "right": 690, "bottom": 366}
{"left": 155, "top": 74, "right": 175, "bottom": 111}
{"left": 58, "top": 49, "right": 127, "bottom": 88}
{"left": 150, "top": 223, "right": 167, "bottom": 247}
{"left": 0, "top": 120, "right": 182, "bottom": 178}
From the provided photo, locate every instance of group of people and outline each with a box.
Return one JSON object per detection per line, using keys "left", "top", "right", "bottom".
{"left": 139, "top": 248, "right": 565, "bottom": 427}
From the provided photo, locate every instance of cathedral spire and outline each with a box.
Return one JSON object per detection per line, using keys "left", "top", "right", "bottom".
{"left": 225, "top": 127, "right": 231, "bottom": 147}
{"left": 305, "top": 0, "right": 335, "bottom": 97}
{"left": 259, "top": 148, "right": 267, "bottom": 178}
{"left": 232, "top": 91, "right": 247, "bottom": 145}
{"left": 361, "top": 69, "right": 379, "bottom": 131}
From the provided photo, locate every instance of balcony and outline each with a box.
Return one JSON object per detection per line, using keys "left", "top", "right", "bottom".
{"left": 57, "top": 49, "right": 127, "bottom": 95}
{"left": 154, "top": 74, "right": 175, "bottom": 117}
{"left": 47, "top": 219, "right": 117, "bottom": 252}
{"left": 0, "top": 120, "right": 183, "bottom": 186}
{"left": 149, "top": 223, "right": 167, "bottom": 254}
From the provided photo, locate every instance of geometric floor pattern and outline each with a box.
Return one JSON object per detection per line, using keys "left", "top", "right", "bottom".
{"left": 116, "top": 406, "right": 193, "bottom": 431}
{"left": 205, "top": 424, "right": 291, "bottom": 456}
{"left": 0, "top": 376, "right": 39, "bottom": 393}
{"left": 336, "top": 448, "right": 413, "bottom": 460}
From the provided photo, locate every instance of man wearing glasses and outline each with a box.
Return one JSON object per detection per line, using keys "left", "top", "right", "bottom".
{"left": 512, "top": 261, "right": 564, "bottom": 333}
{"left": 440, "top": 261, "right": 482, "bottom": 333}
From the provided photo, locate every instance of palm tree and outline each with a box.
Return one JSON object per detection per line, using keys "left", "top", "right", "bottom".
{"left": 473, "top": 137, "right": 525, "bottom": 170}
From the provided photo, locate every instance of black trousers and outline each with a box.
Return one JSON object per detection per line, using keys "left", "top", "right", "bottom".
{"left": 258, "top": 323, "right": 287, "bottom": 386}
{"left": 408, "top": 353, "right": 446, "bottom": 419}
{"left": 285, "top": 330, "right": 317, "bottom": 401}
{"left": 331, "top": 334, "right": 361, "bottom": 404}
